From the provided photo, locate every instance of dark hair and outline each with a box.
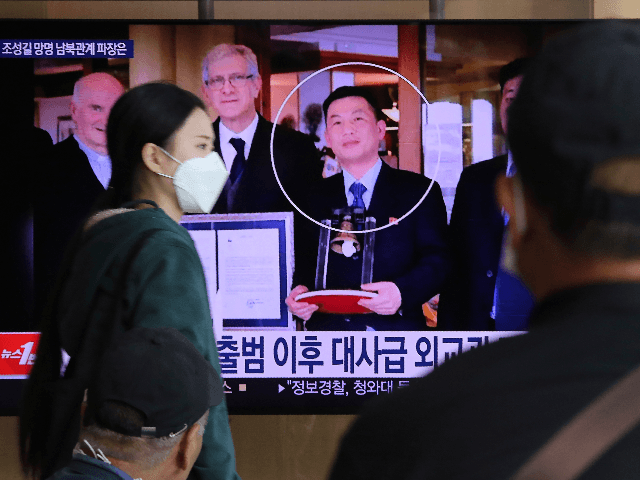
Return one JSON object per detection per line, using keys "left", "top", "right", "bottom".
{"left": 303, "top": 103, "right": 323, "bottom": 141}
{"left": 322, "top": 86, "right": 382, "bottom": 123}
{"left": 95, "top": 82, "right": 206, "bottom": 211}
{"left": 499, "top": 58, "right": 531, "bottom": 92}
{"left": 18, "top": 83, "right": 205, "bottom": 476}
{"left": 508, "top": 22, "right": 640, "bottom": 258}
{"left": 280, "top": 114, "right": 296, "bottom": 130}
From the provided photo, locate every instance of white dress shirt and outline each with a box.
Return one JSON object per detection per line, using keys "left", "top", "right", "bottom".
{"left": 342, "top": 158, "right": 383, "bottom": 209}
{"left": 341, "top": 158, "right": 384, "bottom": 332}
{"left": 73, "top": 135, "right": 111, "bottom": 189}
{"left": 218, "top": 113, "right": 260, "bottom": 172}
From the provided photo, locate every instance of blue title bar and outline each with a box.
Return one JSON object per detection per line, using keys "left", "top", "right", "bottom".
{"left": 1, "top": 40, "right": 133, "bottom": 58}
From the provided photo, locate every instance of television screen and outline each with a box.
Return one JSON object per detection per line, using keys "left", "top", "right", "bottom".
{"left": 2, "top": 19, "right": 583, "bottom": 415}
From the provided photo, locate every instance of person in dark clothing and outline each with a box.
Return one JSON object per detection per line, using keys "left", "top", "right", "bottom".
{"left": 201, "top": 43, "right": 322, "bottom": 214}
{"left": 438, "top": 57, "right": 533, "bottom": 331}
{"left": 286, "top": 86, "right": 448, "bottom": 331}
{"left": 34, "top": 73, "right": 125, "bottom": 322}
{"left": 329, "top": 21, "right": 640, "bottom": 480}
{"left": 9, "top": 128, "right": 53, "bottom": 329}
{"left": 46, "top": 327, "right": 222, "bottom": 480}
{"left": 20, "top": 82, "right": 239, "bottom": 480}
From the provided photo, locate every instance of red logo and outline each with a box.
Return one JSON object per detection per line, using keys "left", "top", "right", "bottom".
{"left": 0, "top": 333, "right": 41, "bottom": 378}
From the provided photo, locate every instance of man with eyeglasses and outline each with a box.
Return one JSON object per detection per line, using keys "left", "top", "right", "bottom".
{"left": 201, "top": 43, "right": 322, "bottom": 214}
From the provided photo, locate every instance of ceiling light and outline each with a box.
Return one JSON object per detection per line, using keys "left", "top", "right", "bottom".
{"left": 382, "top": 102, "right": 399, "bottom": 123}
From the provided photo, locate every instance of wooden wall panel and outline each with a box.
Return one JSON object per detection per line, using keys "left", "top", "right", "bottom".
{"left": 397, "top": 24, "right": 422, "bottom": 174}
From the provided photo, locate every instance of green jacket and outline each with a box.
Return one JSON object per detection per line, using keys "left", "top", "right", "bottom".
{"left": 58, "top": 207, "right": 240, "bottom": 480}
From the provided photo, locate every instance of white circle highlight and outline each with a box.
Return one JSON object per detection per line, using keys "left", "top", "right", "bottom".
{"left": 270, "top": 61, "right": 441, "bottom": 234}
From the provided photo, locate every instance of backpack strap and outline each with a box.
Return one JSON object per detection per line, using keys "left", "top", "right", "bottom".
{"left": 42, "top": 227, "right": 163, "bottom": 478}
{"left": 511, "top": 363, "right": 640, "bottom": 480}
{"left": 120, "top": 199, "right": 159, "bottom": 209}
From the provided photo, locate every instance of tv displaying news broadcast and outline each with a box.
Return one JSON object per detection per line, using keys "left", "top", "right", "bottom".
{"left": 2, "top": 19, "right": 582, "bottom": 414}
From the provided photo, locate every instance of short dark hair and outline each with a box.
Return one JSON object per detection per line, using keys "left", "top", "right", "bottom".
{"left": 322, "top": 86, "right": 383, "bottom": 123}
{"left": 508, "top": 22, "right": 640, "bottom": 258}
{"left": 99, "top": 82, "right": 206, "bottom": 211}
{"left": 499, "top": 58, "right": 531, "bottom": 92}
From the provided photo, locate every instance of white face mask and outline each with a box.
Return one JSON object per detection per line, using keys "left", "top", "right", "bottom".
{"left": 156, "top": 147, "right": 229, "bottom": 214}
{"left": 500, "top": 175, "right": 528, "bottom": 277}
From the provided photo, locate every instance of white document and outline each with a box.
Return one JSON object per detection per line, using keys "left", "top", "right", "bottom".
{"left": 188, "top": 230, "right": 217, "bottom": 322}
{"left": 423, "top": 102, "right": 464, "bottom": 223}
{"left": 218, "top": 228, "right": 281, "bottom": 319}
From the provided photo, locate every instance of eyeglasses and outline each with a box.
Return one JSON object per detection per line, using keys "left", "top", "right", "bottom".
{"left": 205, "top": 74, "right": 254, "bottom": 91}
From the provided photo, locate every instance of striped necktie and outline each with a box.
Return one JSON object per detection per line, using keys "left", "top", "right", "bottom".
{"left": 349, "top": 182, "right": 367, "bottom": 208}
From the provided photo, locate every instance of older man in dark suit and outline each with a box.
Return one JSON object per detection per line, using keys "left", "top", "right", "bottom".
{"left": 200, "top": 43, "right": 322, "bottom": 214}
{"left": 286, "top": 86, "right": 449, "bottom": 331}
{"left": 438, "top": 58, "right": 534, "bottom": 331}
{"left": 34, "top": 72, "right": 124, "bottom": 317}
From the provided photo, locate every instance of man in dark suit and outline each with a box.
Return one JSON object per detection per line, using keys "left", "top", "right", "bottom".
{"left": 286, "top": 86, "right": 449, "bottom": 331}
{"left": 200, "top": 43, "right": 321, "bottom": 214}
{"left": 438, "top": 58, "right": 534, "bottom": 331}
{"left": 9, "top": 128, "right": 54, "bottom": 330}
{"left": 34, "top": 72, "right": 124, "bottom": 317}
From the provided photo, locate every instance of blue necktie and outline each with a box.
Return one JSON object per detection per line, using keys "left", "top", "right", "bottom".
{"left": 349, "top": 182, "right": 367, "bottom": 208}
{"left": 229, "top": 138, "right": 246, "bottom": 185}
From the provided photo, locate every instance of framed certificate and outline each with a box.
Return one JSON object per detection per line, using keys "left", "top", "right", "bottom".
{"left": 181, "top": 212, "right": 295, "bottom": 332}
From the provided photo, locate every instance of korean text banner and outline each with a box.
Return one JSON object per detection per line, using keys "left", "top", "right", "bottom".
{"left": 1, "top": 331, "right": 525, "bottom": 380}
{"left": 215, "top": 331, "right": 525, "bottom": 378}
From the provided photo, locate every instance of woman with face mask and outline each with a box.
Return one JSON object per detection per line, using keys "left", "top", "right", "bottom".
{"left": 20, "top": 83, "right": 239, "bottom": 480}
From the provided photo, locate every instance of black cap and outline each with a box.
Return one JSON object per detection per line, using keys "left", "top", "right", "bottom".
{"left": 86, "top": 327, "right": 223, "bottom": 438}
{"left": 508, "top": 21, "right": 640, "bottom": 231}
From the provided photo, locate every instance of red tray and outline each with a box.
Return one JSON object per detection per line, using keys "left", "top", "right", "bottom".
{"left": 295, "top": 289, "right": 378, "bottom": 314}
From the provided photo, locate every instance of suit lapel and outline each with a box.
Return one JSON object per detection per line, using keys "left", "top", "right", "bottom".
{"left": 62, "top": 136, "right": 105, "bottom": 192}
{"left": 308, "top": 173, "right": 347, "bottom": 222}
{"left": 321, "top": 163, "right": 399, "bottom": 226}
{"left": 368, "top": 162, "right": 399, "bottom": 226}
{"left": 230, "top": 115, "right": 268, "bottom": 211}
{"left": 329, "top": 173, "right": 348, "bottom": 208}
{"left": 247, "top": 114, "right": 268, "bottom": 163}
{"left": 211, "top": 119, "right": 230, "bottom": 213}
{"left": 213, "top": 118, "right": 222, "bottom": 156}
{"left": 213, "top": 114, "right": 275, "bottom": 213}
{"left": 492, "top": 154, "right": 508, "bottom": 231}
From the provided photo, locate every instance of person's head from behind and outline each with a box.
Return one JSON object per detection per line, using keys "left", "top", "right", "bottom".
{"left": 71, "top": 72, "right": 125, "bottom": 155}
{"left": 322, "top": 86, "right": 386, "bottom": 174}
{"left": 79, "top": 402, "right": 209, "bottom": 480}
{"left": 497, "top": 22, "right": 640, "bottom": 299}
{"left": 79, "top": 327, "right": 223, "bottom": 480}
{"left": 201, "top": 44, "right": 261, "bottom": 131}
{"left": 280, "top": 114, "right": 297, "bottom": 130}
{"left": 303, "top": 103, "right": 323, "bottom": 141}
{"left": 105, "top": 82, "right": 225, "bottom": 219}
{"left": 498, "top": 57, "right": 530, "bottom": 135}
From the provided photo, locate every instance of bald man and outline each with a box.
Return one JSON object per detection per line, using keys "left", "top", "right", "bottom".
{"left": 70, "top": 72, "right": 124, "bottom": 159}
{"left": 34, "top": 73, "right": 125, "bottom": 318}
